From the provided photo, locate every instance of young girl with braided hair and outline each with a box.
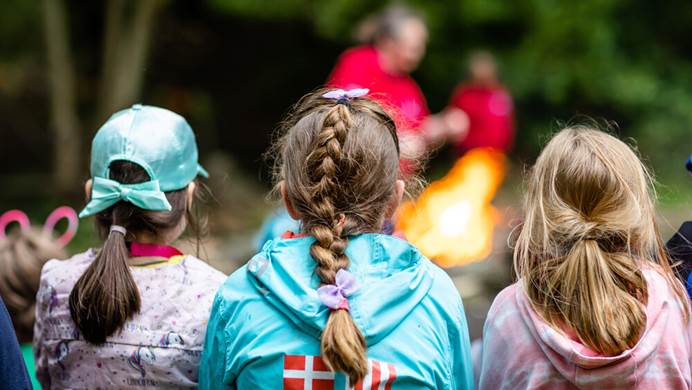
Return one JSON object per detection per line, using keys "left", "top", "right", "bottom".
{"left": 479, "top": 128, "right": 692, "bottom": 388}
{"left": 200, "top": 89, "right": 474, "bottom": 389}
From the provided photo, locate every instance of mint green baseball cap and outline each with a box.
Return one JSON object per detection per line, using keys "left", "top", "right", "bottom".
{"left": 79, "top": 104, "right": 208, "bottom": 218}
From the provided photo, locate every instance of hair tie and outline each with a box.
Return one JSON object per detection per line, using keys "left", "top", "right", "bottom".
{"left": 580, "top": 231, "right": 600, "bottom": 242}
{"left": 317, "top": 269, "right": 359, "bottom": 311}
{"left": 322, "top": 88, "right": 369, "bottom": 105}
{"left": 110, "top": 225, "right": 127, "bottom": 236}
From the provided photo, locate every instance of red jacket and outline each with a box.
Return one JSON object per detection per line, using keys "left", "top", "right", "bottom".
{"left": 328, "top": 45, "right": 430, "bottom": 133}
{"left": 449, "top": 83, "right": 515, "bottom": 152}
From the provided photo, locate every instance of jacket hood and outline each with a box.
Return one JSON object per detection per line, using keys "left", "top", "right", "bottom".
{"left": 246, "top": 233, "right": 434, "bottom": 346}
{"left": 516, "top": 268, "right": 677, "bottom": 386}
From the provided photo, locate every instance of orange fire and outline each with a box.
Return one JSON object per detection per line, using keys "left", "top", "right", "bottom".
{"left": 396, "top": 148, "right": 506, "bottom": 267}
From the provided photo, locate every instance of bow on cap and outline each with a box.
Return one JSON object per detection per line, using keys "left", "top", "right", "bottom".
{"left": 79, "top": 176, "right": 172, "bottom": 217}
{"left": 317, "top": 269, "right": 359, "bottom": 311}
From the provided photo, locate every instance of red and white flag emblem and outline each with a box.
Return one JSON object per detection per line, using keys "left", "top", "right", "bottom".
{"left": 283, "top": 355, "right": 397, "bottom": 390}
{"left": 353, "top": 359, "right": 396, "bottom": 390}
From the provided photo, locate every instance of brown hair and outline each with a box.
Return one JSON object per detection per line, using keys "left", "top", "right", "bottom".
{"left": 68, "top": 161, "right": 205, "bottom": 344}
{"left": 274, "top": 89, "right": 400, "bottom": 384}
{"left": 515, "top": 127, "right": 689, "bottom": 356}
{"left": 0, "top": 229, "right": 65, "bottom": 343}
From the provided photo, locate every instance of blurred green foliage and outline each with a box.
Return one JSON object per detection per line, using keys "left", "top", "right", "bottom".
{"left": 0, "top": 0, "right": 39, "bottom": 57}
{"left": 0, "top": 0, "right": 689, "bottom": 213}
{"left": 212, "top": 0, "right": 692, "bottom": 190}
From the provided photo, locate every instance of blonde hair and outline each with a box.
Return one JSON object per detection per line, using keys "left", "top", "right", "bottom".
{"left": 275, "top": 89, "right": 400, "bottom": 384}
{"left": 514, "top": 126, "right": 689, "bottom": 356}
{"left": 0, "top": 229, "right": 65, "bottom": 342}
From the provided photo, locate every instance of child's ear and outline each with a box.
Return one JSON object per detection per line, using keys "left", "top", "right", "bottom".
{"left": 385, "top": 179, "right": 405, "bottom": 219}
{"left": 84, "top": 179, "right": 93, "bottom": 201}
{"left": 280, "top": 181, "right": 301, "bottom": 220}
{"left": 186, "top": 182, "right": 197, "bottom": 210}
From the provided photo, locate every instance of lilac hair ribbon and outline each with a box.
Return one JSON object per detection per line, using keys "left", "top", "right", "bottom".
{"left": 317, "top": 269, "right": 359, "bottom": 311}
{"left": 322, "top": 88, "right": 369, "bottom": 104}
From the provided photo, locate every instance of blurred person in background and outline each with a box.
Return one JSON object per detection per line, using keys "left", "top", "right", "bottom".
{"left": 667, "top": 153, "right": 692, "bottom": 297}
{"left": 328, "top": 4, "right": 467, "bottom": 165}
{"left": 255, "top": 5, "right": 470, "bottom": 250}
{"left": 449, "top": 51, "right": 515, "bottom": 155}
{"left": 0, "top": 207, "right": 77, "bottom": 389}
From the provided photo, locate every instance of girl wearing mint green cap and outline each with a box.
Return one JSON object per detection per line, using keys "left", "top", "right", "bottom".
{"left": 200, "top": 89, "right": 474, "bottom": 389}
{"left": 33, "top": 105, "right": 226, "bottom": 388}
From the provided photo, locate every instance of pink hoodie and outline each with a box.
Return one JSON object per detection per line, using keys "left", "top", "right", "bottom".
{"left": 479, "top": 267, "right": 692, "bottom": 389}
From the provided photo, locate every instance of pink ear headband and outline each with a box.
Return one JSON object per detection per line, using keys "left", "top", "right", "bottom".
{"left": 43, "top": 206, "right": 79, "bottom": 247}
{"left": 0, "top": 210, "right": 29, "bottom": 239}
{"left": 0, "top": 206, "right": 79, "bottom": 248}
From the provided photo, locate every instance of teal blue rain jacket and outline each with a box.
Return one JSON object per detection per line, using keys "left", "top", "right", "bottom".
{"left": 200, "top": 233, "right": 474, "bottom": 389}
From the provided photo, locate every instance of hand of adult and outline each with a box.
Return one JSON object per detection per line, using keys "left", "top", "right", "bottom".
{"left": 420, "top": 115, "right": 448, "bottom": 147}
{"left": 442, "top": 107, "right": 469, "bottom": 141}
{"left": 418, "top": 108, "right": 469, "bottom": 150}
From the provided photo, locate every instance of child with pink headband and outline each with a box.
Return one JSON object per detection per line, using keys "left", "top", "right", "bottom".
{"left": 0, "top": 207, "right": 77, "bottom": 389}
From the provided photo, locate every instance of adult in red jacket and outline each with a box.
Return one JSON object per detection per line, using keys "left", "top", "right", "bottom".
{"left": 328, "top": 6, "right": 466, "bottom": 166}
{"left": 449, "top": 52, "right": 514, "bottom": 154}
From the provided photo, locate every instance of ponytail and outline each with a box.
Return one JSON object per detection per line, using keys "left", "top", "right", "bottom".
{"left": 321, "top": 310, "right": 368, "bottom": 383}
{"left": 538, "top": 237, "right": 646, "bottom": 355}
{"left": 68, "top": 226, "right": 140, "bottom": 344}
{"left": 513, "top": 127, "right": 676, "bottom": 357}
{"left": 69, "top": 160, "right": 198, "bottom": 345}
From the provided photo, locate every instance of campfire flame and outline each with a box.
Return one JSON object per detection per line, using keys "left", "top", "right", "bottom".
{"left": 396, "top": 148, "right": 506, "bottom": 267}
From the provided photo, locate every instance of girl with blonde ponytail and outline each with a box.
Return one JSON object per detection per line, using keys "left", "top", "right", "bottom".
{"left": 479, "top": 127, "right": 692, "bottom": 389}
{"left": 201, "top": 89, "right": 474, "bottom": 389}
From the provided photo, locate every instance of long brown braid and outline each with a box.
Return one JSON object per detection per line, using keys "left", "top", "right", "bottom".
{"left": 305, "top": 104, "right": 352, "bottom": 283}
{"left": 274, "top": 89, "right": 400, "bottom": 384}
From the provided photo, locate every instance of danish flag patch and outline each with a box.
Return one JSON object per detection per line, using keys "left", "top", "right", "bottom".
{"left": 283, "top": 355, "right": 397, "bottom": 390}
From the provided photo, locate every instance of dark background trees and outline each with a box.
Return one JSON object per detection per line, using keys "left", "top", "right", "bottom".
{"left": 1, "top": 0, "right": 690, "bottom": 217}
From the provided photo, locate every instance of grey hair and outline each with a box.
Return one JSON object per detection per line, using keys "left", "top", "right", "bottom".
{"left": 357, "top": 4, "right": 425, "bottom": 43}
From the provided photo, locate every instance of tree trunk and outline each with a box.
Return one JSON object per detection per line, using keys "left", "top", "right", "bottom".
{"left": 97, "top": 0, "right": 126, "bottom": 124}
{"left": 43, "top": 0, "right": 164, "bottom": 191}
{"left": 97, "top": 0, "right": 163, "bottom": 123}
{"left": 43, "top": 0, "right": 81, "bottom": 193}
